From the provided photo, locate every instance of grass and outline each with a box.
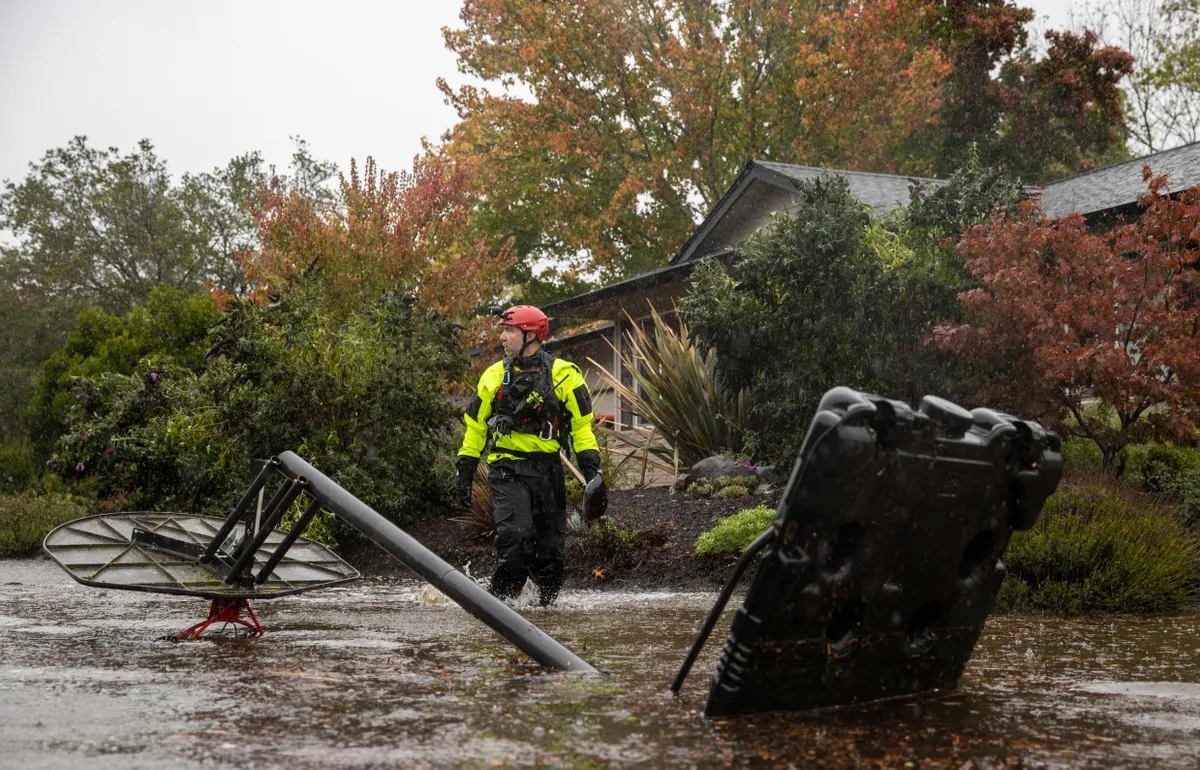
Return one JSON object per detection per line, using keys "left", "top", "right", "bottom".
{"left": 996, "top": 470, "right": 1200, "bottom": 614}
{"left": 0, "top": 491, "right": 90, "bottom": 556}
{"left": 694, "top": 503, "right": 775, "bottom": 556}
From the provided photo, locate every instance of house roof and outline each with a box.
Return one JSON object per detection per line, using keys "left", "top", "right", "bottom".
{"left": 668, "top": 160, "right": 944, "bottom": 265}
{"left": 1039, "top": 141, "right": 1200, "bottom": 219}
{"left": 541, "top": 257, "right": 702, "bottom": 319}
{"left": 543, "top": 145, "right": 1200, "bottom": 322}
{"left": 756, "top": 161, "right": 945, "bottom": 214}
{"left": 544, "top": 319, "right": 612, "bottom": 349}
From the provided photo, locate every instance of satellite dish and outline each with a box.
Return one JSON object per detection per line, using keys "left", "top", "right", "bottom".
{"left": 44, "top": 511, "right": 358, "bottom": 640}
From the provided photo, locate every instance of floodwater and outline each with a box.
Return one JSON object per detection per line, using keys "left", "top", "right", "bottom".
{"left": 2, "top": 558, "right": 1199, "bottom": 769}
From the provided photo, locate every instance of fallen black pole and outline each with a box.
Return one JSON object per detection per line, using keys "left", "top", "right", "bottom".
{"left": 274, "top": 451, "right": 597, "bottom": 675}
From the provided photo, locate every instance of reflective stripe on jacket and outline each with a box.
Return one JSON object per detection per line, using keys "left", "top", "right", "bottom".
{"left": 458, "top": 357, "right": 600, "bottom": 464}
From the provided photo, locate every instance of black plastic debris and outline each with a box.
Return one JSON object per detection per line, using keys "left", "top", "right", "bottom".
{"left": 703, "top": 387, "right": 1061, "bottom": 718}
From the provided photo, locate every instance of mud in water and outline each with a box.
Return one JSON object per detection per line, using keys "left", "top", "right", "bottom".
{"left": 2, "top": 557, "right": 1199, "bottom": 768}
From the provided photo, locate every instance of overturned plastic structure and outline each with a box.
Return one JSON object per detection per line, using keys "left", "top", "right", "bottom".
{"left": 672, "top": 387, "right": 1062, "bottom": 717}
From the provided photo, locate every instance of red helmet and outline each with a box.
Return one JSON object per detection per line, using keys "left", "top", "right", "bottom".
{"left": 499, "top": 305, "right": 549, "bottom": 340}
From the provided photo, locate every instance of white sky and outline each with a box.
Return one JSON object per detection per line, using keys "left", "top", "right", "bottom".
{"left": 0, "top": 0, "right": 1080, "bottom": 186}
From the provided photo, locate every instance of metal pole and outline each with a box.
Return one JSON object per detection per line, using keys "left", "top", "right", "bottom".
{"left": 254, "top": 497, "right": 324, "bottom": 584}
{"left": 225, "top": 478, "right": 307, "bottom": 584}
{"left": 275, "top": 451, "right": 597, "bottom": 674}
{"left": 202, "top": 457, "right": 280, "bottom": 562}
{"left": 229, "top": 477, "right": 294, "bottom": 562}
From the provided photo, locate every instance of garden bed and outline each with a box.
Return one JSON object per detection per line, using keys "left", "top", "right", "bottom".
{"left": 342, "top": 486, "right": 782, "bottom": 592}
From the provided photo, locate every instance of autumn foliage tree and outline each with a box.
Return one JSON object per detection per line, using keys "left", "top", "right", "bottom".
{"left": 438, "top": 0, "right": 1135, "bottom": 287}
{"left": 925, "top": 2, "right": 1133, "bottom": 181}
{"left": 935, "top": 171, "right": 1200, "bottom": 470}
{"left": 440, "top": 0, "right": 951, "bottom": 283}
{"left": 239, "top": 152, "right": 514, "bottom": 333}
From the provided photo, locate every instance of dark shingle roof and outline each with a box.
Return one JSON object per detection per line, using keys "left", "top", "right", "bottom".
{"left": 755, "top": 161, "right": 945, "bottom": 214}
{"left": 1039, "top": 141, "right": 1200, "bottom": 219}
{"left": 668, "top": 160, "right": 945, "bottom": 264}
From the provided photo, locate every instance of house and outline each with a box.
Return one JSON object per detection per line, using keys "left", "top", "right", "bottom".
{"left": 543, "top": 142, "right": 1200, "bottom": 435}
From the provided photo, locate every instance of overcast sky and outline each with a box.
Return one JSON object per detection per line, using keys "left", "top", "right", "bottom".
{"left": 0, "top": 0, "right": 1079, "bottom": 186}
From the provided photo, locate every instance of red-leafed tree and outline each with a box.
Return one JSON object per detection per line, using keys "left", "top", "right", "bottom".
{"left": 235, "top": 153, "right": 514, "bottom": 336}
{"left": 934, "top": 170, "right": 1200, "bottom": 469}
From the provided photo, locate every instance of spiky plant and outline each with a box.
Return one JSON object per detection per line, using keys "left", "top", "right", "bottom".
{"left": 588, "top": 305, "right": 749, "bottom": 469}
{"left": 449, "top": 460, "right": 495, "bottom": 539}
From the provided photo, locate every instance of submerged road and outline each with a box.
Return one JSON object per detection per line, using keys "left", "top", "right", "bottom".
{"left": 3, "top": 557, "right": 1200, "bottom": 768}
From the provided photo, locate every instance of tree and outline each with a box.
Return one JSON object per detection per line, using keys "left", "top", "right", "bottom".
{"left": 239, "top": 151, "right": 515, "bottom": 337}
{"left": 923, "top": 2, "right": 1133, "bottom": 180}
{"left": 0, "top": 137, "right": 256, "bottom": 313}
{"left": 681, "top": 175, "right": 884, "bottom": 467}
{"left": 438, "top": 0, "right": 1136, "bottom": 285}
{"left": 922, "top": 0, "right": 1036, "bottom": 175}
{"left": 1077, "top": 0, "right": 1200, "bottom": 153}
{"left": 934, "top": 171, "right": 1200, "bottom": 470}
{"left": 25, "top": 286, "right": 221, "bottom": 462}
{"left": 988, "top": 29, "right": 1134, "bottom": 183}
{"left": 440, "top": 0, "right": 951, "bottom": 283}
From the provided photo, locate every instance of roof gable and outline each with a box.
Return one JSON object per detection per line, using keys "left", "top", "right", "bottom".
{"left": 669, "top": 161, "right": 943, "bottom": 265}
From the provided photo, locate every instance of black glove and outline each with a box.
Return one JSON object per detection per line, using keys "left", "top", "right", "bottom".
{"left": 455, "top": 456, "right": 479, "bottom": 509}
{"left": 576, "top": 449, "right": 602, "bottom": 483}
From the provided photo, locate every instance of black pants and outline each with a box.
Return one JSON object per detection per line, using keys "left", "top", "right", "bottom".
{"left": 488, "top": 459, "right": 566, "bottom": 604}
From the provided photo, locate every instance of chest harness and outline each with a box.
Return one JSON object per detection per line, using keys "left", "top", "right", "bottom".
{"left": 487, "top": 350, "right": 566, "bottom": 444}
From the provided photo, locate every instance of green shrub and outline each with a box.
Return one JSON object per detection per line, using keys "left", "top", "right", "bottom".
{"left": 43, "top": 287, "right": 465, "bottom": 527}
{"left": 569, "top": 518, "right": 670, "bottom": 570}
{"left": 1060, "top": 437, "right": 1104, "bottom": 474}
{"left": 564, "top": 477, "right": 583, "bottom": 503}
{"left": 0, "top": 492, "right": 89, "bottom": 556}
{"left": 26, "top": 287, "right": 221, "bottom": 461}
{"left": 687, "top": 474, "right": 758, "bottom": 498}
{"left": 681, "top": 161, "right": 1021, "bottom": 469}
{"left": 996, "top": 473, "right": 1200, "bottom": 614}
{"left": 0, "top": 439, "right": 38, "bottom": 494}
{"left": 695, "top": 503, "right": 776, "bottom": 556}
{"left": 1120, "top": 442, "right": 1200, "bottom": 525}
{"left": 279, "top": 496, "right": 340, "bottom": 550}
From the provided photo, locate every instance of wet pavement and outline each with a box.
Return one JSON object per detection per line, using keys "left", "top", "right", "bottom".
{"left": 2, "top": 557, "right": 1200, "bottom": 768}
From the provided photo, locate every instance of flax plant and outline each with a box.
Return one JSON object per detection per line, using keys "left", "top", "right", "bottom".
{"left": 449, "top": 460, "right": 495, "bottom": 539}
{"left": 588, "top": 306, "right": 748, "bottom": 470}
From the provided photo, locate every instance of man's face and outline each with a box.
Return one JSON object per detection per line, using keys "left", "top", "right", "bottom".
{"left": 499, "top": 324, "right": 525, "bottom": 358}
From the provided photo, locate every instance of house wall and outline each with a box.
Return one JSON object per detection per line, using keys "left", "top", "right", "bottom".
{"left": 549, "top": 331, "right": 620, "bottom": 428}
{"left": 689, "top": 179, "right": 797, "bottom": 260}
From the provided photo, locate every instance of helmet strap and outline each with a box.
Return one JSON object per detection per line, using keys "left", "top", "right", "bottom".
{"left": 518, "top": 330, "right": 539, "bottom": 359}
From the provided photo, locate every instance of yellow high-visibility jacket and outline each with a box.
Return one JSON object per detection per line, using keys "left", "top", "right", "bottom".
{"left": 458, "top": 355, "right": 600, "bottom": 464}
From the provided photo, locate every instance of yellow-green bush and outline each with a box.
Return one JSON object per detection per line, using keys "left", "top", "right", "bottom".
{"left": 695, "top": 504, "right": 775, "bottom": 556}
{"left": 996, "top": 472, "right": 1200, "bottom": 614}
{"left": 0, "top": 492, "right": 89, "bottom": 556}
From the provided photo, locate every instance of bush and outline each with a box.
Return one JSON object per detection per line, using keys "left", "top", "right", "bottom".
{"left": 0, "top": 492, "right": 89, "bottom": 556}
{"left": 44, "top": 287, "right": 466, "bottom": 527}
{"left": 1120, "top": 442, "right": 1200, "bottom": 526}
{"left": 687, "top": 474, "right": 758, "bottom": 498}
{"left": 996, "top": 472, "right": 1200, "bottom": 614}
{"left": 0, "top": 439, "right": 37, "bottom": 494}
{"left": 680, "top": 161, "right": 1021, "bottom": 469}
{"left": 569, "top": 518, "right": 670, "bottom": 572}
{"left": 26, "top": 287, "right": 221, "bottom": 461}
{"left": 695, "top": 503, "right": 776, "bottom": 556}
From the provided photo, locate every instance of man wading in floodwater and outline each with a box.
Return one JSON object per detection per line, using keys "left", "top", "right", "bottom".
{"left": 455, "top": 305, "right": 604, "bottom": 606}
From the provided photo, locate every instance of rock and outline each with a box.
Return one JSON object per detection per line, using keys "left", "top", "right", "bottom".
{"left": 676, "top": 455, "right": 759, "bottom": 491}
